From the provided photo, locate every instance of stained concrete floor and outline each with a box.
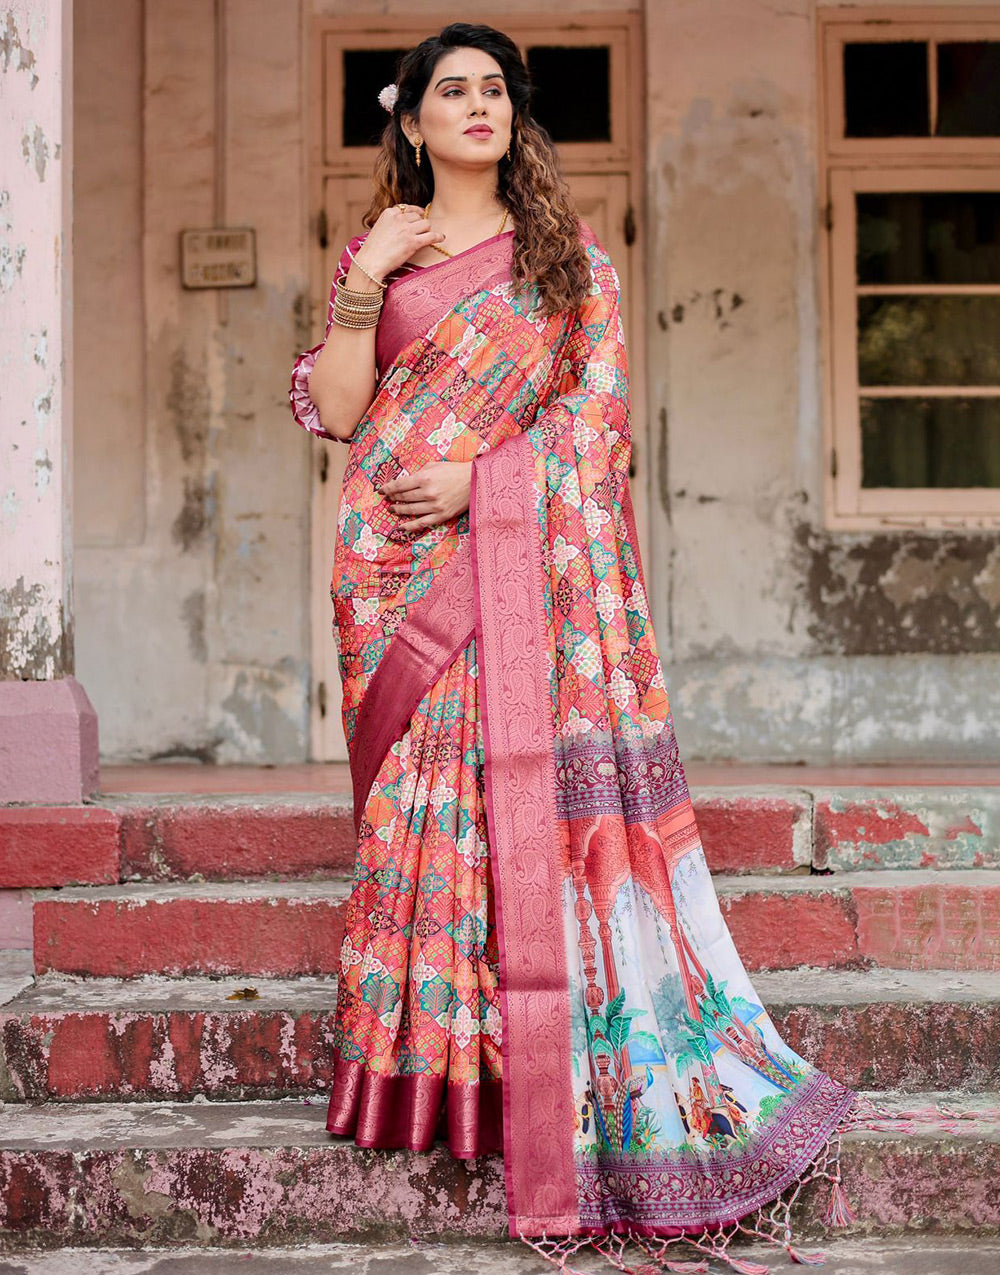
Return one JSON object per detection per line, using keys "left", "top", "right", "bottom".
{"left": 1, "top": 1239, "right": 999, "bottom": 1274}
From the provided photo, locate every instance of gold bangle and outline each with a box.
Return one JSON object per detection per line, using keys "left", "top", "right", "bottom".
{"left": 334, "top": 301, "right": 382, "bottom": 315}
{"left": 344, "top": 243, "right": 387, "bottom": 291}
{"left": 334, "top": 294, "right": 382, "bottom": 311}
{"left": 335, "top": 283, "right": 383, "bottom": 305}
{"left": 333, "top": 316, "right": 379, "bottom": 330}
{"left": 332, "top": 307, "right": 380, "bottom": 329}
{"left": 334, "top": 314, "right": 380, "bottom": 328}
{"left": 334, "top": 297, "right": 383, "bottom": 317}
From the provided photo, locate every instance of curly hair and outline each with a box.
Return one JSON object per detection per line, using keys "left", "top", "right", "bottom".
{"left": 361, "top": 22, "right": 592, "bottom": 318}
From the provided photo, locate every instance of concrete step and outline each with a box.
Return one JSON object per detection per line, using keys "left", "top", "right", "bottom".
{"left": 2, "top": 969, "right": 998, "bottom": 1104}
{"left": 5, "top": 785, "right": 999, "bottom": 889}
{"left": 0, "top": 796, "right": 358, "bottom": 888}
{"left": 719, "top": 868, "right": 1000, "bottom": 973}
{"left": 29, "top": 870, "right": 1000, "bottom": 979}
{"left": 3, "top": 1237, "right": 1000, "bottom": 1274}
{"left": 0, "top": 1093, "right": 996, "bottom": 1248}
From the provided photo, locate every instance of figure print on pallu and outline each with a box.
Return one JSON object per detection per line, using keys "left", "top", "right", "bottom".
{"left": 289, "top": 222, "right": 904, "bottom": 1274}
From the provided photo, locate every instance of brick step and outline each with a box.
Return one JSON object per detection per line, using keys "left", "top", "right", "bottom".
{"left": 5, "top": 786, "right": 999, "bottom": 888}
{"left": 2, "top": 969, "right": 997, "bottom": 1103}
{"left": 30, "top": 870, "right": 1000, "bottom": 978}
{"left": 0, "top": 1093, "right": 996, "bottom": 1247}
{"left": 4, "top": 1238, "right": 1000, "bottom": 1274}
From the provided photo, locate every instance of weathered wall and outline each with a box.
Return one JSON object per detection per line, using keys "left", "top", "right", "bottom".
{"left": 646, "top": 0, "right": 1000, "bottom": 761}
{"left": 74, "top": 0, "right": 311, "bottom": 761}
{"left": 1, "top": 1, "right": 73, "bottom": 681}
{"left": 70, "top": 0, "right": 1000, "bottom": 764}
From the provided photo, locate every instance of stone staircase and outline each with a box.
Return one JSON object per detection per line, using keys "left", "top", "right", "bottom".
{"left": 2, "top": 770, "right": 1000, "bottom": 1267}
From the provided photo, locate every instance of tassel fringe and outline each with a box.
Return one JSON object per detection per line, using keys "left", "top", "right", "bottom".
{"left": 518, "top": 1090, "right": 974, "bottom": 1273}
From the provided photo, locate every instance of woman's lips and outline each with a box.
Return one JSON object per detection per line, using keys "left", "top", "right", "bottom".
{"left": 464, "top": 127, "right": 493, "bottom": 137}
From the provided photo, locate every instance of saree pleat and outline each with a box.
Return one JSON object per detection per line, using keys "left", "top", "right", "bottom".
{"left": 288, "top": 221, "right": 901, "bottom": 1271}
{"left": 328, "top": 630, "right": 504, "bottom": 1159}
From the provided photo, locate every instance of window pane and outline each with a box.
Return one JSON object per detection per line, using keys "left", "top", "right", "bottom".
{"left": 844, "top": 42, "right": 929, "bottom": 137}
{"left": 859, "top": 296, "right": 1000, "bottom": 386}
{"left": 526, "top": 45, "right": 610, "bottom": 143}
{"left": 857, "top": 193, "right": 1000, "bottom": 285}
{"left": 861, "top": 397, "right": 1000, "bottom": 487}
{"left": 938, "top": 42, "right": 1000, "bottom": 136}
{"left": 343, "top": 49, "right": 410, "bottom": 147}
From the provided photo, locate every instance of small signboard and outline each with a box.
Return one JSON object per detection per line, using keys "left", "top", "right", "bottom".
{"left": 180, "top": 228, "right": 256, "bottom": 289}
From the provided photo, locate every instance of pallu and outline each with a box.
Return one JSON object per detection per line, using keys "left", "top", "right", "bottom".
{"left": 290, "top": 223, "right": 885, "bottom": 1273}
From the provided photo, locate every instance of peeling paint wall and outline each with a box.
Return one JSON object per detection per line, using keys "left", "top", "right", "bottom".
{"left": 0, "top": 2, "right": 73, "bottom": 681}
{"left": 645, "top": 0, "right": 1000, "bottom": 761}
{"left": 68, "top": 0, "right": 1000, "bottom": 763}
{"left": 73, "top": 0, "right": 311, "bottom": 762}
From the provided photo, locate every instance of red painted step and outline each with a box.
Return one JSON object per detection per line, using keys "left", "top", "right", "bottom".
{"left": 29, "top": 871, "right": 1000, "bottom": 978}
{"left": 0, "top": 1094, "right": 996, "bottom": 1246}
{"left": 32, "top": 881, "right": 353, "bottom": 978}
{"left": 117, "top": 796, "right": 358, "bottom": 882}
{"left": 813, "top": 787, "right": 1000, "bottom": 872}
{"left": 0, "top": 807, "right": 120, "bottom": 887}
{"left": 0, "top": 792, "right": 809, "bottom": 884}
{"left": 2, "top": 970, "right": 996, "bottom": 1103}
{"left": 719, "top": 870, "right": 1000, "bottom": 972}
{"left": 6, "top": 786, "right": 999, "bottom": 887}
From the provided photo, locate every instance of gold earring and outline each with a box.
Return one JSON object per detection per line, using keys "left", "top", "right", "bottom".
{"left": 505, "top": 138, "right": 511, "bottom": 160}
{"left": 414, "top": 138, "right": 422, "bottom": 168}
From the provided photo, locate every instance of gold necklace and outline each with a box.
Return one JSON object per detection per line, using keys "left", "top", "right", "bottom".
{"left": 424, "top": 201, "right": 510, "bottom": 258}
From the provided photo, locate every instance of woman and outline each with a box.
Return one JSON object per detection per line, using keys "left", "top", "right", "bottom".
{"left": 289, "top": 21, "right": 879, "bottom": 1273}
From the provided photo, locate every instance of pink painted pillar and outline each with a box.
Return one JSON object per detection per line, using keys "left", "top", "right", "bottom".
{"left": 0, "top": 1, "right": 99, "bottom": 812}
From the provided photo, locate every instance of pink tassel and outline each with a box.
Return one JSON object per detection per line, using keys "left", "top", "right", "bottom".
{"left": 786, "top": 1244, "right": 827, "bottom": 1266}
{"left": 724, "top": 1258, "right": 771, "bottom": 1275}
{"left": 822, "top": 1177, "right": 856, "bottom": 1228}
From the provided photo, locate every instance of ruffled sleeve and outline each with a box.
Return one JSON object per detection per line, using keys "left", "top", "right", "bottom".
{"left": 288, "top": 235, "right": 367, "bottom": 441}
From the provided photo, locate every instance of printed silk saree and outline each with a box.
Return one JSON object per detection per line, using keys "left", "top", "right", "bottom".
{"left": 289, "top": 223, "right": 882, "bottom": 1273}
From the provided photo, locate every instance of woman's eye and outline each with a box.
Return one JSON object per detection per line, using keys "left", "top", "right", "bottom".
{"left": 443, "top": 86, "right": 504, "bottom": 97}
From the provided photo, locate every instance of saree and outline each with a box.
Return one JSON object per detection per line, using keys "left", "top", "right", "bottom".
{"left": 289, "top": 223, "right": 883, "bottom": 1273}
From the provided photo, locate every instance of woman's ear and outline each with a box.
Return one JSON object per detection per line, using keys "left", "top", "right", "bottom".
{"left": 398, "top": 113, "right": 418, "bottom": 147}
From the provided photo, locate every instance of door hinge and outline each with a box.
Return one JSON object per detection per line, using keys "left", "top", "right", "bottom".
{"left": 823, "top": 202, "right": 833, "bottom": 232}
{"left": 624, "top": 204, "right": 636, "bottom": 247}
{"left": 830, "top": 447, "right": 838, "bottom": 479}
{"left": 317, "top": 207, "right": 328, "bottom": 250}
{"left": 319, "top": 449, "right": 329, "bottom": 484}
{"left": 317, "top": 680, "right": 327, "bottom": 719}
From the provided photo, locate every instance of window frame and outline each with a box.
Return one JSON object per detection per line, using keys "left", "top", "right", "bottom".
{"left": 320, "top": 19, "right": 631, "bottom": 171}
{"left": 818, "top": 6, "right": 1000, "bottom": 531}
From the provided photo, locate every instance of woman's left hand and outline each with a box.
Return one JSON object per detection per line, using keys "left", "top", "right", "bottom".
{"left": 379, "top": 461, "right": 473, "bottom": 532}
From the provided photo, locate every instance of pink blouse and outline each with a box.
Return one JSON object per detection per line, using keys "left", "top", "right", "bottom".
{"left": 288, "top": 229, "right": 515, "bottom": 443}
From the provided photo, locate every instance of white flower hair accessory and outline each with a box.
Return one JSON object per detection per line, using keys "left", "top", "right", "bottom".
{"left": 378, "top": 83, "right": 398, "bottom": 114}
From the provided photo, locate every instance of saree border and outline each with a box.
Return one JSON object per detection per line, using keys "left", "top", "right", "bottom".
{"left": 470, "top": 434, "right": 580, "bottom": 1238}
{"left": 348, "top": 540, "right": 475, "bottom": 834}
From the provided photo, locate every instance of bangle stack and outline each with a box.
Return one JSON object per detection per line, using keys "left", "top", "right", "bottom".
{"left": 333, "top": 281, "right": 384, "bottom": 329}
{"left": 332, "top": 244, "right": 387, "bottom": 330}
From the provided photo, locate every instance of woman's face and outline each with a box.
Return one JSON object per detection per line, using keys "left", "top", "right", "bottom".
{"left": 404, "top": 46, "right": 513, "bottom": 174}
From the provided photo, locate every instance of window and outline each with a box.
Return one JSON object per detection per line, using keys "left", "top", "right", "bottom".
{"left": 325, "top": 24, "right": 630, "bottom": 167}
{"left": 820, "top": 10, "right": 1000, "bottom": 529}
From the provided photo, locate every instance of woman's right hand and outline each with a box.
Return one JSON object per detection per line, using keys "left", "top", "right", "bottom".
{"left": 353, "top": 204, "right": 447, "bottom": 279}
